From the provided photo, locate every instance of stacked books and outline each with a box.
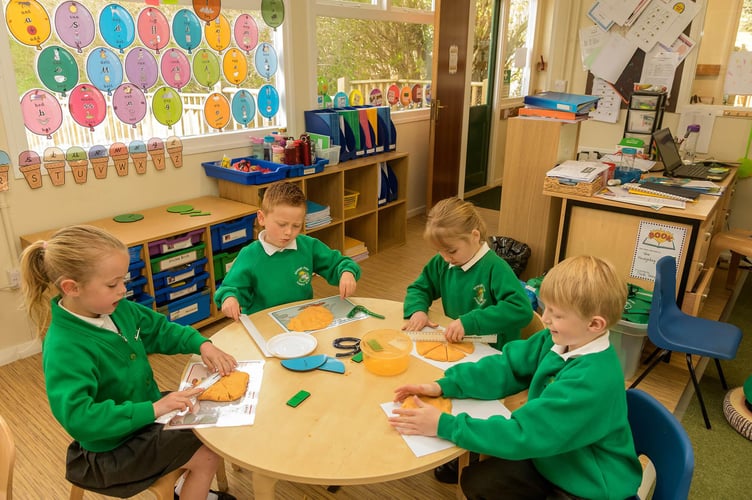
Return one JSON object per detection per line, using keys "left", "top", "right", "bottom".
{"left": 519, "top": 92, "right": 601, "bottom": 123}
{"left": 546, "top": 160, "right": 609, "bottom": 184}
{"left": 305, "top": 200, "right": 332, "bottom": 230}
{"left": 344, "top": 236, "right": 369, "bottom": 262}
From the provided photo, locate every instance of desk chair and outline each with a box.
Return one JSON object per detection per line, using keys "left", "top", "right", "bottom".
{"left": 629, "top": 255, "right": 742, "bottom": 429}
{"left": 69, "top": 459, "right": 228, "bottom": 500}
{"left": 706, "top": 229, "right": 752, "bottom": 290}
{"left": 627, "top": 389, "right": 694, "bottom": 500}
{"left": 0, "top": 415, "right": 16, "bottom": 500}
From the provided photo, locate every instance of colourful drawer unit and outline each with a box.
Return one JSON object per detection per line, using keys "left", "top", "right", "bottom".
{"left": 148, "top": 228, "right": 204, "bottom": 257}
{"left": 125, "top": 259, "right": 146, "bottom": 283}
{"left": 154, "top": 272, "right": 210, "bottom": 306}
{"left": 150, "top": 242, "right": 206, "bottom": 273}
{"left": 125, "top": 276, "right": 147, "bottom": 298}
{"left": 128, "top": 245, "right": 143, "bottom": 264}
{"left": 131, "top": 293, "right": 155, "bottom": 309}
{"left": 210, "top": 214, "right": 256, "bottom": 252}
{"left": 157, "top": 289, "right": 211, "bottom": 326}
{"left": 213, "top": 249, "right": 241, "bottom": 281}
{"left": 152, "top": 257, "right": 208, "bottom": 289}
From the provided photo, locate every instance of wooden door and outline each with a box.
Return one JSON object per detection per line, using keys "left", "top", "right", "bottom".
{"left": 426, "top": 0, "right": 472, "bottom": 210}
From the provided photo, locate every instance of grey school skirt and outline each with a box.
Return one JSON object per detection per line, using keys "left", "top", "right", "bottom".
{"left": 65, "top": 423, "right": 203, "bottom": 497}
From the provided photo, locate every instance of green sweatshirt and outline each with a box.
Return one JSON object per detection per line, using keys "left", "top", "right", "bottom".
{"left": 436, "top": 330, "right": 642, "bottom": 499}
{"left": 214, "top": 234, "right": 361, "bottom": 315}
{"left": 403, "top": 250, "right": 533, "bottom": 349}
{"left": 42, "top": 297, "right": 209, "bottom": 453}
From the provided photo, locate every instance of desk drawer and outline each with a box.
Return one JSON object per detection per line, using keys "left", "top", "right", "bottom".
{"left": 682, "top": 267, "right": 714, "bottom": 316}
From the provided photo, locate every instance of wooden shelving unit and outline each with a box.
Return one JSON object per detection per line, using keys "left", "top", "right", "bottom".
{"left": 215, "top": 151, "right": 409, "bottom": 255}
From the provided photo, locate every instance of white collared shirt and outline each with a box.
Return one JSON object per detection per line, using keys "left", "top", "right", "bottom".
{"left": 550, "top": 331, "right": 611, "bottom": 360}
{"left": 258, "top": 229, "right": 298, "bottom": 256}
{"left": 448, "top": 242, "right": 491, "bottom": 271}
{"left": 58, "top": 300, "right": 119, "bottom": 333}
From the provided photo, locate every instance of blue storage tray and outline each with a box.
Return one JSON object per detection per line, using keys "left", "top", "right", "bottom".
{"left": 210, "top": 214, "right": 256, "bottom": 251}
{"left": 286, "top": 158, "right": 328, "bottom": 177}
{"left": 125, "top": 259, "right": 145, "bottom": 282}
{"left": 154, "top": 272, "right": 210, "bottom": 306}
{"left": 152, "top": 257, "right": 208, "bottom": 289}
{"left": 131, "top": 293, "right": 155, "bottom": 308}
{"left": 125, "top": 276, "right": 147, "bottom": 298}
{"left": 202, "top": 157, "right": 290, "bottom": 185}
{"left": 157, "top": 289, "right": 211, "bottom": 326}
{"left": 128, "top": 245, "right": 143, "bottom": 264}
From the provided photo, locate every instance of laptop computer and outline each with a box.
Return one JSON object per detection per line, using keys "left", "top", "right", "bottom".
{"left": 652, "top": 128, "right": 731, "bottom": 181}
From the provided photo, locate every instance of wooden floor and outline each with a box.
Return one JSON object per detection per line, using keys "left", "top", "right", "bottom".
{"left": 0, "top": 208, "right": 706, "bottom": 499}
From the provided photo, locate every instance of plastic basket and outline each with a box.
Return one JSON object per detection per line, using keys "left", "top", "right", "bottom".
{"left": 318, "top": 146, "right": 341, "bottom": 166}
{"left": 344, "top": 189, "right": 359, "bottom": 210}
{"left": 610, "top": 320, "right": 648, "bottom": 379}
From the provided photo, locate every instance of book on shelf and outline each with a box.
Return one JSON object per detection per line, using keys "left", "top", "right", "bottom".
{"left": 523, "top": 91, "right": 600, "bottom": 113}
{"left": 518, "top": 106, "right": 589, "bottom": 122}
{"left": 623, "top": 182, "right": 700, "bottom": 202}
{"left": 344, "top": 236, "right": 369, "bottom": 261}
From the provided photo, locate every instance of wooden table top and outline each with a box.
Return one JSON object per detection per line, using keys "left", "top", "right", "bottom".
{"left": 194, "top": 297, "right": 464, "bottom": 497}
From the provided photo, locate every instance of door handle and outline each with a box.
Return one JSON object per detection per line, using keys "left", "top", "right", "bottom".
{"left": 431, "top": 99, "right": 446, "bottom": 122}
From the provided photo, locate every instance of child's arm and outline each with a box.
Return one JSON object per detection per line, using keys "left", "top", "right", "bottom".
{"left": 338, "top": 271, "right": 357, "bottom": 298}
{"left": 308, "top": 237, "right": 362, "bottom": 287}
{"left": 199, "top": 341, "right": 237, "bottom": 376}
{"left": 402, "top": 311, "right": 438, "bottom": 332}
{"left": 220, "top": 296, "right": 241, "bottom": 321}
{"left": 403, "top": 255, "right": 444, "bottom": 319}
{"left": 213, "top": 245, "right": 258, "bottom": 315}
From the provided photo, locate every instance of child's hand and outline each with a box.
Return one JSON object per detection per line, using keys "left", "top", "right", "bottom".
{"left": 402, "top": 311, "right": 438, "bottom": 332}
{"left": 339, "top": 271, "right": 357, "bottom": 298}
{"left": 221, "top": 297, "right": 241, "bottom": 321}
{"left": 388, "top": 396, "right": 442, "bottom": 436}
{"left": 153, "top": 387, "right": 204, "bottom": 418}
{"left": 444, "top": 319, "right": 466, "bottom": 343}
{"left": 393, "top": 382, "right": 442, "bottom": 403}
{"left": 200, "top": 342, "right": 238, "bottom": 376}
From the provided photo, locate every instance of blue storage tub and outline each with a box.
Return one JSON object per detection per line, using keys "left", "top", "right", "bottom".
{"left": 152, "top": 257, "right": 208, "bottom": 289}
{"left": 131, "top": 293, "right": 155, "bottom": 309}
{"left": 286, "top": 158, "right": 327, "bottom": 177}
{"left": 128, "top": 245, "right": 143, "bottom": 264}
{"left": 210, "top": 214, "right": 256, "bottom": 252}
{"left": 148, "top": 228, "right": 204, "bottom": 257}
{"left": 125, "top": 259, "right": 145, "bottom": 282}
{"left": 157, "top": 289, "right": 211, "bottom": 326}
{"left": 125, "top": 275, "right": 147, "bottom": 298}
{"left": 154, "top": 272, "right": 210, "bottom": 306}
{"left": 202, "top": 157, "right": 290, "bottom": 185}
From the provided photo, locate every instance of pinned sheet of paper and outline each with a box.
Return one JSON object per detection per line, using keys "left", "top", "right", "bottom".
{"left": 589, "top": 78, "right": 621, "bottom": 123}
{"left": 677, "top": 106, "right": 722, "bottom": 154}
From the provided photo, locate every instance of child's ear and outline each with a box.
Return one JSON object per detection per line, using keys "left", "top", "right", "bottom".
{"left": 588, "top": 315, "right": 608, "bottom": 333}
{"left": 59, "top": 278, "right": 80, "bottom": 296}
{"left": 256, "top": 210, "right": 266, "bottom": 226}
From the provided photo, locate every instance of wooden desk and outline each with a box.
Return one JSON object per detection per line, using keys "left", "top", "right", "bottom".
{"left": 195, "top": 297, "right": 465, "bottom": 500}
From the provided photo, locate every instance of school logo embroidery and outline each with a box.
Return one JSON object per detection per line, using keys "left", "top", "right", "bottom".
{"left": 473, "top": 284, "right": 487, "bottom": 306}
{"left": 295, "top": 266, "right": 311, "bottom": 286}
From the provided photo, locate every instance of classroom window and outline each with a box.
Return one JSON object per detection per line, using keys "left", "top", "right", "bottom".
{"left": 1, "top": 0, "right": 286, "bottom": 160}
{"left": 499, "top": 0, "right": 535, "bottom": 100}
{"left": 314, "top": 1, "right": 433, "bottom": 112}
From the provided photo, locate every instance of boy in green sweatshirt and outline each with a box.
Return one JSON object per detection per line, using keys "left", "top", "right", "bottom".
{"left": 215, "top": 181, "right": 361, "bottom": 319}
{"left": 390, "top": 255, "right": 643, "bottom": 499}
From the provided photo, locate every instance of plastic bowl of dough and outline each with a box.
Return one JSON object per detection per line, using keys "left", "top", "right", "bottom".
{"left": 360, "top": 329, "right": 412, "bottom": 376}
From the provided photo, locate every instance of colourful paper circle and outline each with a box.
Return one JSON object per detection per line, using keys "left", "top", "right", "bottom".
{"left": 254, "top": 42, "right": 278, "bottom": 80}
{"left": 222, "top": 47, "right": 248, "bottom": 86}
{"left": 257, "top": 84, "right": 279, "bottom": 119}
{"left": 151, "top": 86, "right": 184, "bottom": 127}
{"left": 400, "top": 86, "right": 412, "bottom": 106}
{"left": 6, "top": 0, "right": 51, "bottom": 49}
{"left": 86, "top": 46, "right": 123, "bottom": 95}
{"left": 333, "top": 91, "right": 348, "bottom": 108}
{"left": 369, "top": 88, "right": 383, "bottom": 106}
{"left": 234, "top": 14, "right": 259, "bottom": 53}
{"left": 192, "top": 0, "right": 220, "bottom": 24}
{"left": 349, "top": 89, "right": 364, "bottom": 106}
{"left": 231, "top": 89, "right": 256, "bottom": 126}
{"left": 203, "top": 92, "right": 231, "bottom": 130}
{"left": 37, "top": 45, "right": 79, "bottom": 96}
{"left": 172, "top": 8, "right": 202, "bottom": 53}
{"left": 20, "top": 89, "right": 63, "bottom": 138}
{"left": 205, "top": 13, "right": 231, "bottom": 53}
{"left": 124, "top": 46, "right": 159, "bottom": 91}
{"left": 112, "top": 83, "right": 147, "bottom": 127}
{"left": 386, "top": 84, "right": 400, "bottom": 106}
{"left": 98, "top": 4, "right": 135, "bottom": 53}
{"left": 411, "top": 84, "right": 423, "bottom": 104}
{"left": 261, "top": 0, "right": 285, "bottom": 29}
{"left": 137, "top": 7, "right": 170, "bottom": 53}
{"left": 54, "top": 1, "right": 95, "bottom": 53}
{"left": 192, "top": 48, "right": 221, "bottom": 88}
{"left": 68, "top": 83, "right": 107, "bottom": 131}
{"left": 160, "top": 48, "right": 191, "bottom": 91}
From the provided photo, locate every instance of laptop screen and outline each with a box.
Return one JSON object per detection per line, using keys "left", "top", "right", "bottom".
{"left": 652, "top": 128, "right": 683, "bottom": 174}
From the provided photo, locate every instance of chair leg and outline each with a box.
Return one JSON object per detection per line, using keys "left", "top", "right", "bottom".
{"left": 69, "top": 485, "right": 84, "bottom": 500}
{"left": 629, "top": 349, "right": 669, "bottom": 389}
{"left": 641, "top": 345, "right": 662, "bottom": 365}
{"left": 715, "top": 359, "right": 729, "bottom": 390}
{"left": 216, "top": 458, "right": 229, "bottom": 492}
{"left": 686, "top": 354, "right": 712, "bottom": 429}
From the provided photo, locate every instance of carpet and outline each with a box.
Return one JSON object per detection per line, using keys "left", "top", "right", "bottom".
{"left": 683, "top": 273, "right": 751, "bottom": 498}
{"left": 466, "top": 186, "right": 501, "bottom": 211}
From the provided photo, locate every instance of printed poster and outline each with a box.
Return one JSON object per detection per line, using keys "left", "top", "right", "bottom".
{"left": 630, "top": 221, "right": 687, "bottom": 281}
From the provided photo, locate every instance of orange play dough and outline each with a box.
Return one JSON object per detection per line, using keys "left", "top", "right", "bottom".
{"left": 416, "top": 341, "right": 474, "bottom": 362}
{"left": 401, "top": 395, "right": 452, "bottom": 413}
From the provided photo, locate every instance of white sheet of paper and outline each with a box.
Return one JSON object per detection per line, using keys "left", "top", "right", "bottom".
{"left": 381, "top": 399, "right": 511, "bottom": 457}
{"left": 580, "top": 25, "right": 606, "bottom": 70}
{"left": 640, "top": 48, "right": 679, "bottom": 94}
{"left": 677, "top": 106, "right": 721, "bottom": 154}
{"left": 410, "top": 341, "right": 501, "bottom": 371}
{"left": 590, "top": 31, "right": 638, "bottom": 84}
{"left": 589, "top": 78, "right": 622, "bottom": 123}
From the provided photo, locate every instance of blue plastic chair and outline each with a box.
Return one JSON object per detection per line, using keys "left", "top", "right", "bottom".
{"left": 627, "top": 389, "right": 694, "bottom": 500}
{"left": 629, "top": 255, "right": 743, "bottom": 429}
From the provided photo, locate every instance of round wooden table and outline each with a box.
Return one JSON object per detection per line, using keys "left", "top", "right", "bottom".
{"left": 194, "top": 297, "right": 465, "bottom": 499}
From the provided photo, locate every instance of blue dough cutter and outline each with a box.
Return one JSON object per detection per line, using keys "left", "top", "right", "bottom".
{"left": 281, "top": 354, "right": 327, "bottom": 372}
{"left": 318, "top": 356, "right": 346, "bottom": 374}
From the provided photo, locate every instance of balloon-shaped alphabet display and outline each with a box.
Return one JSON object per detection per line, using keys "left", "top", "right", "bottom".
{"left": 137, "top": 7, "right": 170, "bottom": 54}
{"left": 54, "top": 1, "right": 95, "bottom": 53}
{"left": 86, "top": 46, "right": 123, "bottom": 95}
{"left": 261, "top": 0, "right": 285, "bottom": 30}
{"left": 160, "top": 48, "right": 191, "bottom": 91}
{"left": 151, "top": 86, "right": 184, "bottom": 128}
{"left": 99, "top": 4, "right": 135, "bottom": 53}
{"left": 192, "top": 48, "right": 220, "bottom": 88}
{"left": 6, "top": 0, "right": 51, "bottom": 49}
{"left": 68, "top": 83, "right": 106, "bottom": 131}
{"left": 233, "top": 14, "right": 258, "bottom": 54}
{"left": 254, "top": 42, "right": 278, "bottom": 80}
{"left": 124, "top": 46, "right": 158, "bottom": 91}
{"left": 257, "top": 84, "right": 279, "bottom": 119}
{"left": 37, "top": 45, "right": 79, "bottom": 96}
{"left": 20, "top": 89, "right": 63, "bottom": 138}
{"left": 222, "top": 47, "right": 248, "bottom": 86}
{"left": 203, "top": 92, "right": 230, "bottom": 130}
{"left": 231, "top": 89, "right": 256, "bottom": 126}
{"left": 204, "top": 13, "right": 230, "bottom": 53}
{"left": 112, "top": 83, "right": 147, "bottom": 127}
{"left": 193, "top": 0, "right": 221, "bottom": 25}
{"left": 172, "top": 8, "right": 202, "bottom": 53}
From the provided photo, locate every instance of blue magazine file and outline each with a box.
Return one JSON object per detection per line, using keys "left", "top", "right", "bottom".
{"left": 523, "top": 92, "right": 600, "bottom": 113}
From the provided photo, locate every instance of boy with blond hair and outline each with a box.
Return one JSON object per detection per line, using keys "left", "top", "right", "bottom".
{"left": 390, "top": 255, "right": 642, "bottom": 499}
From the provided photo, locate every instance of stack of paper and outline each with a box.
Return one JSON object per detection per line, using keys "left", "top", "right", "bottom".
{"left": 305, "top": 200, "right": 332, "bottom": 229}
{"left": 344, "top": 236, "right": 369, "bottom": 262}
{"left": 546, "top": 160, "right": 609, "bottom": 183}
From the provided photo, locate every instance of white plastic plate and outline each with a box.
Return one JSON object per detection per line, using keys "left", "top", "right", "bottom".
{"left": 267, "top": 332, "right": 318, "bottom": 359}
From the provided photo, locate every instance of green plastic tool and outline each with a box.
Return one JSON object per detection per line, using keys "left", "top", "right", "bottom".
{"left": 347, "top": 305, "right": 385, "bottom": 319}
